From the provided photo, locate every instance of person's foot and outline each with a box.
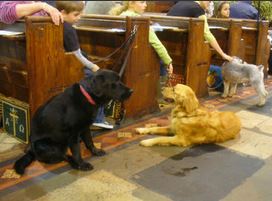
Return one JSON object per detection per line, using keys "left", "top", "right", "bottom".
{"left": 92, "top": 121, "right": 114, "bottom": 129}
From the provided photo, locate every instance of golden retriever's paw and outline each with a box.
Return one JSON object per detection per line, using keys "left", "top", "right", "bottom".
{"left": 221, "top": 93, "right": 228, "bottom": 98}
{"left": 135, "top": 128, "right": 148, "bottom": 135}
{"left": 140, "top": 140, "right": 153, "bottom": 147}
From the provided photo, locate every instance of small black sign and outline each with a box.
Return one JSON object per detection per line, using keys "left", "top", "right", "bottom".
{"left": 1, "top": 97, "right": 30, "bottom": 144}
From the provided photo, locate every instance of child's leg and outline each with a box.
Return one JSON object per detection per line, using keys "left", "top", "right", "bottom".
{"left": 83, "top": 67, "right": 93, "bottom": 78}
{"left": 94, "top": 107, "right": 105, "bottom": 123}
{"left": 158, "top": 61, "right": 168, "bottom": 102}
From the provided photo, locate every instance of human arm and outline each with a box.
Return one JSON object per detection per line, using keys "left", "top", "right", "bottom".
{"left": 198, "top": 14, "right": 233, "bottom": 62}
{"left": 209, "top": 40, "right": 233, "bottom": 62}
{"left": 16, "top": 2, "right": 63, "bottom": 25}
{"left": 149, "top": 28, "right": 173, "bottom": 73}
{"left": 0, "top": 2, "right": 62, "bottom": 25}
{"left": 72, "top": 49, "right": 100, "bottom": 72}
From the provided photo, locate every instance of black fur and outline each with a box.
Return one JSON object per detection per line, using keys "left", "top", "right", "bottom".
{"left": 14, "top": 69, "right": 133, "bottom": 175}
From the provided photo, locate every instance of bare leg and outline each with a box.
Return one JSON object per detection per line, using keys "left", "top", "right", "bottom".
{"left": 140, "top": 136, "right": 186, "bottom": 147}
{"left": 222, "top": 81, "right": 230, "bottom": 98}
{"left": 135, "top": 126, "right": 171, "bottom": 136}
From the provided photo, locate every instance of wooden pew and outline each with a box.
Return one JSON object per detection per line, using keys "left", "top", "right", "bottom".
{"left": 0, "top": 16, "right": 82, "bottom": 117}
{"left": 143, "top": 15, "right": 270, "bottom": 96}
{"left": 208, "top": 18, "right": 270, "bottom": 76}
{"left": 0, "top": 16, "right": 83, "bottom": 142}
{"left": 146, "top": 15, "right": 211, "bottom": 97}
{"left": 0, "top": 15, "right": 161, "bottom": 123}
{"left": 75, "top": 14, "right": 160, "bottom": 119}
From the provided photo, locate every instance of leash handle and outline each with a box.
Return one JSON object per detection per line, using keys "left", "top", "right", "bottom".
{"left": 92, "top": 25, "right": 138, "bottom": 65}
{"left": 118, "top": 25, "right": 138, "bottom": 77}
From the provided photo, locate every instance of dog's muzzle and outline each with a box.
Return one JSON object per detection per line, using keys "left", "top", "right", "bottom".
{"left": 121, "top": 89, "right": 133, "bottom": 100}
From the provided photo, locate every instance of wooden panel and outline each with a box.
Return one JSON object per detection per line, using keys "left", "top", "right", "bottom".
{"left": 148, "top": 16, "right": 210, "bottom": 97}
{"left": 256, "top": 21, "right": 270, "bottom": 77}
{"left": 186, "top": 19, "right": 211, "bottom": 97}
{"left": 123, "top": 17, "right": 160, "bottom": 118}
{"left": 208, "top": 18, "right": 269, "bottom": 77}
{"left": 26, "top": 17, "right": 65, "bottom": 114}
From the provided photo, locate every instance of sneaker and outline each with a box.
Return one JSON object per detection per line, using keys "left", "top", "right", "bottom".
{"left": 92, "top": 121, "right": 114, "bottom": 129}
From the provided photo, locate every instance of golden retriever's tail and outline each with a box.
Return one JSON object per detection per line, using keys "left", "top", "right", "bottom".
{"left": 14, "top": 151, "right": 35, "bottom": 175}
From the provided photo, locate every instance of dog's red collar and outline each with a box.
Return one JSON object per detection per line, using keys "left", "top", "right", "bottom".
{"left": 80, "top": 85, "right": 96, "bottom": 105}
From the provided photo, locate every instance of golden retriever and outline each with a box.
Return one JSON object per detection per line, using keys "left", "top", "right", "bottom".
{"left": 136, "top": 84, "right": 241, "bottom": 147}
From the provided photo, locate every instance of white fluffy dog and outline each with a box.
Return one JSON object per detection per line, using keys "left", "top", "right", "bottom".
{"left": 221, "top": 57, "right": 268, "bottom": 106}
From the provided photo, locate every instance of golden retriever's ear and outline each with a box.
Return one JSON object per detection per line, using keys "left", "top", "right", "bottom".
{"left": 182, "top": 90, "right": 199, "bottom": 113}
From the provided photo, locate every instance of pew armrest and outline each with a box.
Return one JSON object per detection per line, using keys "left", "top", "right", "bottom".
{"left": 74, "top": 25, "right": 125, "bottom": 33}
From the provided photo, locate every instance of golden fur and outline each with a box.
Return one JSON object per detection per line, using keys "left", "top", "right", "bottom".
{"left": 136, "top": 84, "right": 241, "bottom": 147}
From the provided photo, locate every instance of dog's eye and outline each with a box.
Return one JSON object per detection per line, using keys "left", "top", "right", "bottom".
{"left": 111, "top": 83, "right": 116, "bottom": 89}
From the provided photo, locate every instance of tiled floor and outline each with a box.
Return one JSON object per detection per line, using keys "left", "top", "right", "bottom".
{"left": 1, "top": 77, "right": 272, "bottom": 201}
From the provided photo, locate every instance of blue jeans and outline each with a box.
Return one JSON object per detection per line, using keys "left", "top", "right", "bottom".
{"left": 160, "top": 61, "right": 168, "bottom": 76}
{"left": 207, "top": 65, "right": 224, "bottom": 92}
{"left": 84, "top": 67, "right": 105, "bottom": 123}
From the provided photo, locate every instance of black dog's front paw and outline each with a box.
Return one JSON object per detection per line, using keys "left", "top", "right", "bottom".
{"left": 78, "top": 162, "right": 93, "bottom": 171}
{"left": 91, "top": 147, "right": 106, "bottom": 156}
{"left": 67, "top": 156, "right": 94, "bottom": 171}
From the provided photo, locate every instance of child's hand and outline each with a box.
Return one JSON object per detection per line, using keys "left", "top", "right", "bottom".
{"left": 167, "top": 63, "right": 173, "bottom": 74}
{"left": 222, "top": 53, "right": 233, "bottom": 62}
{"left": 92, "top": 65, "right": 100, "bottom": 72}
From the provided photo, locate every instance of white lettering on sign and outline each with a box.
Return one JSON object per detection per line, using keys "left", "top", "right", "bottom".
{"left": 5, "top": 118, "right": 10, "bottom": 126}
{"left": 19, "top": 124, "right": 25, "bottom": 133}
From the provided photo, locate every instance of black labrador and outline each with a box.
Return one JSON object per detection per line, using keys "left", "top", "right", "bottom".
{"left": 14, "top": 69, "right": 133, "bottom": 175}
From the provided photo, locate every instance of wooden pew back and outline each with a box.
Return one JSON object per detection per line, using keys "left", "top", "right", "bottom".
{"left": 0, "top": 22, "right": 27, "bottom": 101}
{"left": 76, "top": 15, "right": 161, "bottom": 118}
{"left": 148, "top": 15, "right": 211, "bottom": 97}
{"left": 0, "top": 16, "right": 83, "bottom": 116}
{"left": 208, "top": 18, "right": 270, "bottom": 75}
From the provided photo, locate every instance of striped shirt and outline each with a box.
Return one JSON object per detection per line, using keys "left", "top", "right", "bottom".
{"left": 0, "top": 1, "right": 47, "bottom": 24}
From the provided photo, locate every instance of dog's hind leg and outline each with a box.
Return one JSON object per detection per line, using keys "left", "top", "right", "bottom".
{"left": 253, "top": 84, "right": 268, "bottom": 106}
{"left": 136, "top": 126, "right": 171, "bottom": 136}
{"left": 33, "top": 139, "right": 67, "bottom": 164}
{"left": 140, "top": 136, "right": 185, "bottom": 147}
{"left": 80, "top": 129, "right": 105, "bottom": 156}
{"left": 222, "top": 81, "right": 230, "bottom": 98}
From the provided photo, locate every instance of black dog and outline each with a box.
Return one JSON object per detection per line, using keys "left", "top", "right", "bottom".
{"left": 14, "top": 69, "right": 133, "bottom": 175}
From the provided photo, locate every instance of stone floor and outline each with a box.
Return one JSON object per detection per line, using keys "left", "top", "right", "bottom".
{"left": 1, "top": 78, "right": 272, "bottom": 201}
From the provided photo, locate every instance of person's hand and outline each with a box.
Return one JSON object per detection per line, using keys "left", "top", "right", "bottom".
{"left": 41, "top": 3, "right": 63, "bottom": 25}
{"left": 222, "top": 53, "right": 233, "bottom": 62}
{"left": 167, "top": 63, "right": 173, "bottom": 74}
{"left": 92, "top": 64, "right": 100, "bottom": 72}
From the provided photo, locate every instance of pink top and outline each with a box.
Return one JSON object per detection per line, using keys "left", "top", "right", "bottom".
{"left": 0, "top": 1, "right": 47, "bottom": 24}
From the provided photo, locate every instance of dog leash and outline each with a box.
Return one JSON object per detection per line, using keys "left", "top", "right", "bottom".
{"left": 105, "top": 25, "right": 138, "bottom": 125}
{"left": 92, "top": 25, "right": 138, "bottom": 66}
{"left": 118, "top": 25, "right": 138, "bottom": 77}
